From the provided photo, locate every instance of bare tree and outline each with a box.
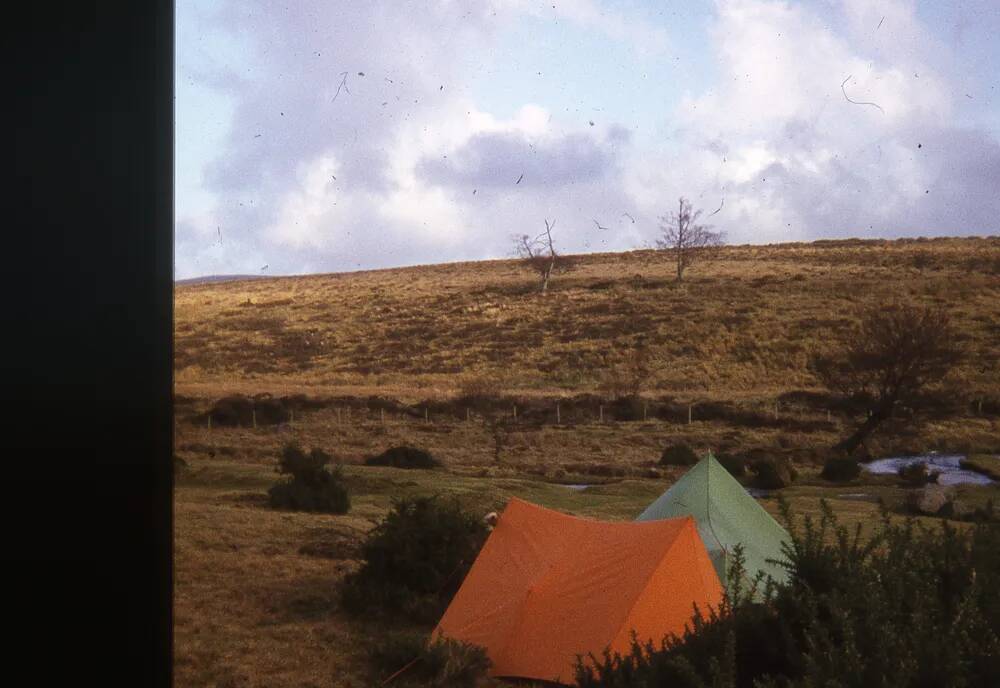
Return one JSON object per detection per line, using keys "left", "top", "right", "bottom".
{"left": 655, "top": 197, "right": 725, "bottom": 281}
{"left": 810, "top": 302, "right": 963, "bottom": 455}
{"left": 514, "top": 219, "right": 563, "bottom": 294}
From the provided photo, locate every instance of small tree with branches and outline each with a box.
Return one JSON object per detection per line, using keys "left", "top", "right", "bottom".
{"left": 656, "top": 197, "right": 725, "bottom": 281}
{"left": 514, "top": 219, "right": 566, "bottom": 294}
{"left": 810, "top": 302, "right": 963, "bottom": 455}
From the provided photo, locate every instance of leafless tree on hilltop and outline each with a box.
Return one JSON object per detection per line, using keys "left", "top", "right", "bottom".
{"left": 514, "top": 219, "right": 566, "bottom": 294}
{"left": 656, "top": 197, "right": 726, "bottom": 281}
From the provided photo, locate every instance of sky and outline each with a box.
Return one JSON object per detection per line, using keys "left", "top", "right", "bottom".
{"left": 175, "top": 0, "right": 1000, "bottom": 279}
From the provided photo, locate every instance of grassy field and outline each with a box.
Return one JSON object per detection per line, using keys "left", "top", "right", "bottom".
{"left": 174, "top": 236, "right": 1000, "bottom": 686}
{"left": 174, "top": 451, "right": 998, "bottom": 687}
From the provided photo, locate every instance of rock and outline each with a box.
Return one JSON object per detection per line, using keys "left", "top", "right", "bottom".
{"left": 908, "top": 485, "right": 950, "bottom": 515}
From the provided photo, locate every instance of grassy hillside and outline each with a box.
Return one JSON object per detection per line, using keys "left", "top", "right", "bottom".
{"left": 175, "top": 237, "right": 1000, "bottom": 460}
{"left": 175, "top": 237, "right": 999, "bottom": 401}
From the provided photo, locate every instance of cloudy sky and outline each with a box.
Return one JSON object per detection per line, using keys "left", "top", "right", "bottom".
{"left": 175, "top": 0, "right": 1000, "bottom": 279}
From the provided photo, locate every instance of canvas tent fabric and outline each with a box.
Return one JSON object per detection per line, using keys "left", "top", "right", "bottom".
{"left": 636, "top": 453, "right": 792, "bottom": 590}
{"left": 433, "top": 497, "right": 723, "bottom": 684}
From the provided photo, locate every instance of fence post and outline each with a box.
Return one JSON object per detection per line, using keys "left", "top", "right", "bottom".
{"left": 599, "top": 405, "right": 604, "bottom": 423}
{"left": 207, "top": 414, "right": 212, "bottom": 431}
{"left": 643, "top": 403, "right": 648, "bottom": 421}
{"left": 380, "top": 408, "right": 384, "bottom": 424}
{"left": 513, "top": 404, "right": 517, "bottom": 423}
{"left": 466, "top": 407, "right": 470, "bottom": 422}
{"left": 290, "top": 408, "right": 294, "bottom": 424}
{"left": 424, "top": 407, "right": 429, "bottom": 424}
{"left": 688, "top": 404, "right": 692, "bottom": 425}
{"left": 252, "top": 408, "right": 257, "bottom": 429}
{"left": 773, "top": 402, "right": 778, "bottom": 419}
{"left": 556, "top": 403, "right": 561, "bottom": 424}
{"left": 827, "top": 410, "right": 831, "bottom": 423}
{"left": 337, "top": 408, "right": 341, "bottom": 424}
{"left": 978, "top": 399, "right": 983, "bottom": 415}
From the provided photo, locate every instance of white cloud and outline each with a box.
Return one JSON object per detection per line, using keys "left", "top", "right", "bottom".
{"left": 619, "top": 0, "right": 998, "bottom": 244}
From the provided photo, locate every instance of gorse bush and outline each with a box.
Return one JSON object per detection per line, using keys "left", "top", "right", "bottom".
{"left": 341, "top": 497, "right": 489, "bottom": 624}
{"left": 575, "top": 500, "right": 1000, "bottom": 688}
{"left": 715, "top": 452, "right": 747, "bottom": 478}
{"left": 367, "top": 632, "right": 492, "bottom": 688}
{"left": 365, "top": 445, "right": 441, "bottom": 469}
{"left": 660, "top": 443, "right": 700, "bottom": 466}
{"left": 819, "top": 456, "right": 861, "bottom": 482}
{"left": 268, "top": 444, "right": 350, "bottom": 514}
{"left": 748, "top": 457, "right": 795, "bottom": 490}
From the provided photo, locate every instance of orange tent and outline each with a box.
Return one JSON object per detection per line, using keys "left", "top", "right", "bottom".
{"left": 433, "top": 498, "right": 724, "bottom": 685}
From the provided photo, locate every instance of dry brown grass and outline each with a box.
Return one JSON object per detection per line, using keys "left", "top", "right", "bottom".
{"left": 175, "top": 237, "right": 1000, "bottom": 403}
{"left": 174, "top": 236, "right": 1000, "bottom": 686}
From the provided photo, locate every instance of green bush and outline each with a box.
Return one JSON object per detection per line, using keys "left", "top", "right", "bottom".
{"left": 660, "top": 443, "right": 700, "bottom": 466}
{"left": 575, "top": 501, "right": 1000, "bottom": 688}
{"left": 365, "top": 445, "right": 441, "bottom": 469}
{"left": 341, "top": 497, "right": 489, "bottom": 624}
{"left": 368, "top": 632, "right": 491, "bottom": 688}
{"left": 267, "top": 444, "right": 350, "bottom": 514}
{"left": 820, "top": 456, "right": 861, "bottom": 482}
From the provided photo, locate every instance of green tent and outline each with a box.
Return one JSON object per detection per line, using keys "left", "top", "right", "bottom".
{"left": 636, "top": 453, "right": 792, "bottom": 591}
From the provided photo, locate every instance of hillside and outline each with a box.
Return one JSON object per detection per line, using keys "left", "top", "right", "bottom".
{"left": 175, "top": 237, "right": 999, "bottom": 402}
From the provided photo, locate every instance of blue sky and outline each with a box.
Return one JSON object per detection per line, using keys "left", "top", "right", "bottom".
{"left": 175, "top": 0, "right": 999, "bottom": 279}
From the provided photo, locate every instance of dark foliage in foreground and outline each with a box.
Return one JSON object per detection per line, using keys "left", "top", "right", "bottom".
{"left": 268, "top": 444, "right": 350, "bottom": 514}
{"left": 341, "top": 497, "right": 489, "bottom": 624}
{"left": 367, "top": 632, "right": 492, "bottom": 688}
{"left": 576, "top": 501, "right": 1000, "bottom": 688}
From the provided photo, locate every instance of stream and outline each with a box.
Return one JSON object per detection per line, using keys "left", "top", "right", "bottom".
{"left": 862, "top": 454, "right": 994, "bottom": 486}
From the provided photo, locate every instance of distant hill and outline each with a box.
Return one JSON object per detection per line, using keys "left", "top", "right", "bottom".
{"left": 175, "top": 274, "right": 269, "bottom": 286}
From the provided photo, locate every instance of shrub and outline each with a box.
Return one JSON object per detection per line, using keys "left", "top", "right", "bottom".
{"left": 574, "top": 501, "right": 1000, "bottom": 688}
{"left": 609, "top": 394, "right": 646, "bottom": 421}
{"left": 748, "top": 457, "right": 794, "bottom": 490}
{"left": 368, "top": 632, "right": 491, "bottom": 688}
{"left": 820, "top": 456, "right": 861, "bottom": 482}
{"left": 207, "top": 394, "right": 290, "bottom": 426}
{"left": 365, "top": 446, "right": 441, "bottom": 469}
{"left": 253, "top": 395, "right": 291, "bottom": 425}
{"left": 660, "top": 443, "right": 699, "bottom": 467}
{"left": 208, "top": 394, "right": 254, "bottom": 426}
{"left": 341, "top": 497, "right": 489, "bottom": 624}
{"left": 715, "top": 453, "right": 747, "bottom": 478}
{"left": 268, "top": 444, "right": 350, "bottom": 514}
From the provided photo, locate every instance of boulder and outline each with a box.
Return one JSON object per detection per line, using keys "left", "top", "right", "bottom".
{"left": 908, "top": 485, "right": 950, "bottom": 515}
